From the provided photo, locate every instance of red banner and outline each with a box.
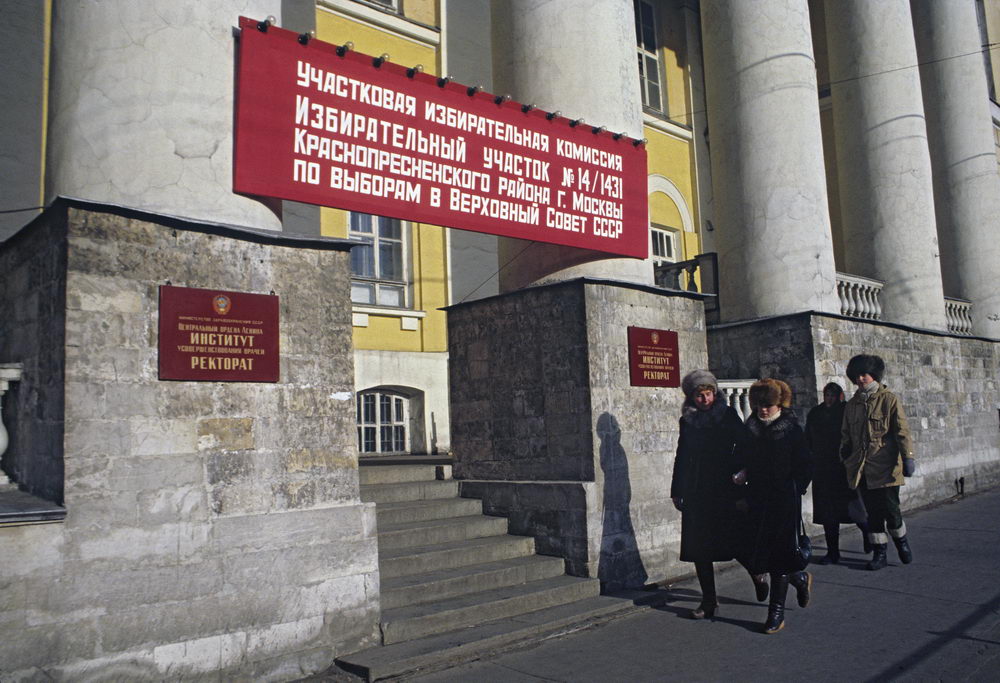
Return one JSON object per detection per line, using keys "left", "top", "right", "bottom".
{"left": 628, "top": 327, "right": 679, "bottom": 388}
{"left": 159, "top": 285, "right": 280, "bottom": 382}
{"left": 233, "top": 17, "right": 648, "bottom": 259}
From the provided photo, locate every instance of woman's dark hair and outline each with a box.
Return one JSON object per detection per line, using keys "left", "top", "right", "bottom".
{"left": 823, "top": 382, "right": 843, "bottom": 395}
{"left": 846, "top": 354, "right": 885, "bottom": 382}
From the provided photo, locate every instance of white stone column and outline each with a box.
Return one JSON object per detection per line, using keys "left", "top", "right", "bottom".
{"left": 46, "top": 1, "right": 283, "bottom": 230}
{"left": 825, "top": 0, "right": 947, "bottom": 330}
{"left": 911, "top": 0, "right": 1000, "bottom": 338}
{"left": 699, "top": 0, "right": 839, "bottom": 321}
{"left": 490, "top": 0, "right": 651, "bottom": 291}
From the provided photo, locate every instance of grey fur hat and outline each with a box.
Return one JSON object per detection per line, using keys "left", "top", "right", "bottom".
{"left": 681, "top": 369, "right": 718, "bottom": 399}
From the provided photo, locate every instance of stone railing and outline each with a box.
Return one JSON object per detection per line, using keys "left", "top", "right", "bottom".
{"left": 718, "top": 379, "right": 755, "bottom": 422}
{"left": 654, "top": 252, "right": 719, "bottom": 321}
{"left": 837, "top": 272, "right": 883, "bottom": 321}
{"left": 0, "top": 363, "right": 23, "bottom": 486}
{"left": 945, "top": 297, "right": 974, "bottom": 336}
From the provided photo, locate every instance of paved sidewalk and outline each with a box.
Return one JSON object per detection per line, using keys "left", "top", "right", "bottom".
{"left": 401, "top": 487, "right": 1000, "bottom": 682}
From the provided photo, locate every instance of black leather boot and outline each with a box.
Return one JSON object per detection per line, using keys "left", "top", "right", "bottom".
{"left": 892, "top": 535, "right": 913, "bottom": 564}
{"left": 763, "top": 573, "right": 789, "bottom": 634}
{"left": 690, "top": 562, "right": 719, "bottom": 619}
{"left": 751, "top": 573, "right": 769, "bottom": 602}
{"left": 858, "top": 522, "right": 873, "bottom": 554}
{"left": 867, "top": 544, "right": 888, "bottom": 571}
{"left": 820, "top": 526, "right": 840, "bottom": 564}
{"left": 789, "top": 571, "right": 813, "bottom": 608}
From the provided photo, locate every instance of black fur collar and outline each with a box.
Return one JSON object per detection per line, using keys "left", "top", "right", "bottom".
{"left": 681, "top": 399, "right": 729, "bottom": 427}
{"left": 747, "top": 411, "right": 798, "bottom": 439}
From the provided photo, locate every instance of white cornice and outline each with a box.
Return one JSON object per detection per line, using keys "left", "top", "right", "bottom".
{"left": 642, "top": 113, "right": 694, "bottom": 141}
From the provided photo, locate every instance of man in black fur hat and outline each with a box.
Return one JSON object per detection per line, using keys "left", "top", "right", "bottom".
{"left": 840, "top": 354, "right": 916, "bottom": 570}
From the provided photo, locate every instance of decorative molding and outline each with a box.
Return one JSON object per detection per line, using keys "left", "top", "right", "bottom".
{"left": 647, "top": 174, "right": 694, "bottom": 233}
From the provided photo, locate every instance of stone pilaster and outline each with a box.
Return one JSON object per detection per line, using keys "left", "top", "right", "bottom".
{"left": 490, "top": 0, "right": 650, "bottom": 290}
{"left": 46, "top": 1, "right": 283, "bottom": 231}
{"left": 911, "top": 0, "right": 1000, "bottom": 338}
{"left": 700, "top": 0, "right": 839, "bottom": 322}
{"left": 825, "top": 0, "right": 947, "bottom": 330}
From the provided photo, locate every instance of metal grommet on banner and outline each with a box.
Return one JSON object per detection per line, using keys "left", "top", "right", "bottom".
{"left": 494, "top": 94, "right": 511, "bottom": 105}
{"left": 373, "top": 53, "right": 390, "bottom": 68}
{"left": 297, "top": 30, "right": 315, "bottom": 45}
{"left": 336, "top": 41, "right": 354, "bottom": 57}
{"left": 257, "top": 15, "right": 276, "bottom": 32}
{"left": 437, "top": 76, "right": 451, "bottom": 87}
{"left": 613, "top": 132, "right": 625, "bottom": 140}
{"left": 407, "top": 64, "right": 424, "bottom": 78}
{"left": 467, "top": 85, "right": 482, "bottom": 96}
{"left": 591, "top": 126, "right": 606, "bottom": 135}
{"left": 545, "top": 110, "right": 560, "bottom": 120}
{"left": 633, "top": 137, "right": 648, "bottom": 147}
{"left": 569, "top": 118, "right": 584, "bottom": 127}
{"left": 521, "top": 103, "right": 535, "bottom": 113}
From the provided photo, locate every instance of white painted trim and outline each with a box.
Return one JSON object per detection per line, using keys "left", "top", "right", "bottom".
{"left": 642, "top": 113, "right": 694, "bottom": 141}
{"left": 353, "top": 305, "right": 427, "bottom": 318}
{"left": 647, "top": 174, "right": 694, "bottom": 233}
{"left": 317, "top": 0, "right": 439, "bottom": 47}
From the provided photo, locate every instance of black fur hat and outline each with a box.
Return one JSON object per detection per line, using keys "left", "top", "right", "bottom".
{"left": 846, "top": 354, "right": 885, "bottom": 383}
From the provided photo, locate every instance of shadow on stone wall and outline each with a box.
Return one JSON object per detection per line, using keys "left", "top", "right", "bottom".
{"left": 596, "top": 413, "right": 648, "bottom": 592}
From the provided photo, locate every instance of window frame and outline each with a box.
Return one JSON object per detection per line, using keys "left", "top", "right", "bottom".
{"left": 348, "top": 212, "right": 411, "bottom": 309}
{"left": 634, "top": 0, "right": 667, "bottom": 114}
{"left": 356, "top": 390, "right": 409, "bottom": 454}
{"left": 650, "top": 224, "right": 680, "bottom": 266}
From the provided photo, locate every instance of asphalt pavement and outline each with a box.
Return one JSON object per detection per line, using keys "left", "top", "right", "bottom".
{"left": 400, "top": 486, "right": 1000, "bottom": 682}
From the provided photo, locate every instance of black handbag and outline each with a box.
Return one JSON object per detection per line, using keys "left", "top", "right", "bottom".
{"left": 792, "top": 515, "right": 812, "bottom": 570}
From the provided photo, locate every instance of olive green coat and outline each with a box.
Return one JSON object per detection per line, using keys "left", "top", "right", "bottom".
{"left": 840, "top": 383, "right": 914, "bottom": 489}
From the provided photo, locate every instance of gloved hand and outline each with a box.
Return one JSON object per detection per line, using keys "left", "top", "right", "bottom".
{"left": 903, "top": 457, "right": 916, "bottom": 477}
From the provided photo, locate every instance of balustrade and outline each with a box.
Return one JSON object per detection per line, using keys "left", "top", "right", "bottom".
{"left": 836, "top": 272, "right": 884, "bottom": 320}
{"left": 944, "top": 297, "right": 974, "bottom": 335}
{"left": 0, "top": 363, "right": 23, "bottom": 486}
{"left": 717, "top": 380, "right": 754, "bottom": 422}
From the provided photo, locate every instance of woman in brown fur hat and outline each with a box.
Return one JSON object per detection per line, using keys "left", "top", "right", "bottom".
{"left": 671, "top": 369, "right": 767, "bottom": 620}
{"left": 741, "top": 378, "right": 813, "bottom": 634}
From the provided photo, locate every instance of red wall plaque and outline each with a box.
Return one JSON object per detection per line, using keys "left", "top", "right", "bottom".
{"left": 628, "top": 327, "right": 680, "bottom": 388}
{"left": 233, "top": 16, "right": 648, "bottom": 259}
{"left": 159, "top": 286, "right": 279, "bottom": 382}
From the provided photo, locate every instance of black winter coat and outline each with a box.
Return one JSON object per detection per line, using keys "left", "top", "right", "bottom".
{"left": 670, "top": 401, "right": 753, "bottom": 562}
{"left": 743, "top": 411, "right": 812, "bottom": 575}
{"left": 806, "top": 402, "right": 866, "bottom": 526}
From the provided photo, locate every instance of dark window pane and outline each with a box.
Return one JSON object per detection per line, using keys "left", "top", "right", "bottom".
{"left": 394, "top": 397, "right": 403, "bottom": 422}
{"left": 380, "top": 394, "right": 391, "bottom": 422}
{"left": 380, "top": 426, "right": 393, "bottom": 452}
{"left": 379, "top": 241, "right": 403, "bottom": 281}
{"left": 379, "top": 217, "right": 401, "bottom": 239}
{"left": 351, "top": 238, "right": 375, "bottom": 278}
{"left": 363, "top": 426, "right": 376, "bottom": 452}
{"left": 363, "top": 394, "right": 375, "bottom": 423}
{"left": 350, "top": 213, "right": 373, "bottom": 234}
{"left": 394, "top": 426, "right": 405, "bottom": 451}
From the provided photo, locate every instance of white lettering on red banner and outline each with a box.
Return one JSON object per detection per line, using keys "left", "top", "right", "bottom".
{"left": 233, "top": 17, "right": 648, "bottom": 259}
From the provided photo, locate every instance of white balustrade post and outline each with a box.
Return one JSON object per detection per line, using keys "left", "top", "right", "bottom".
{"left": 0, "top": 363, "right": 23, "bottom": 486}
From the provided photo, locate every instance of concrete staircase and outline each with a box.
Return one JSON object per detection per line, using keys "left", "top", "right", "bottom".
{"left": 335, "top": 459, "right": 641, "bottom": 681}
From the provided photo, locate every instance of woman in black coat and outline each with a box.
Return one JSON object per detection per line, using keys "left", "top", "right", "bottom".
{"left": 741, "top": 379, "right": 813, "bottom": 634}
{"left": 671, "top": 370, "right": 767, "bottom": 620}
{"left": 806, "top": 382, "right": 870, "bottom": 564}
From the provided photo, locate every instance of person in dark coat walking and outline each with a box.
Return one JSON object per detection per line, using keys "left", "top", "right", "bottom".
{"left": 740, "top": 379, "right": 813, "bottom": 634}
{"left": 671, "top": 369, "right": 767, "bottom": 620}
{"left": 806, "top": 382, "right": 870, "bottom": 564}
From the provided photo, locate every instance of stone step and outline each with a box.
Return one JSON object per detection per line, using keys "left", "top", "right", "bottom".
{"left": 336, "top": 594, "right": 645, "bottom": 681}
{"left": 360, "top": 479, "right": 459, "bottom": 504}
{"left": 379, "top": 535, "right": 537, "bottom": 580}
{"left": 381, "top": 554, "right": 566, "bottom": 610}
{"left": 379, "top": 574, "right": 602, "bottom": 645}
{"left": 359, "top": 464, "right": 440, "bottom": 486}
{"left": 377, "top": 514, "right": 509, "bottom": 552}
{"left": 375, "top": 497, "right": 483, "bottom": 526}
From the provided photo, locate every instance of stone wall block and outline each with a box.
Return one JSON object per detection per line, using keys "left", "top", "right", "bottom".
{"left": 197, "top": 417, "right": 254, "bottom": 451}
{"left": 130, "top": 417, "right": 198, "bottom": 456}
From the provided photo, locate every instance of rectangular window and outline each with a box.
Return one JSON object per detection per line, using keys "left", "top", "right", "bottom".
{"left": 349, "top": 213, "right": 407, "bottom": 308}
{"left": 651, "top": 226, "right": 679, "bottom": 265}
{"left": 634, "top": 0, "right": 664, "bottom": 112}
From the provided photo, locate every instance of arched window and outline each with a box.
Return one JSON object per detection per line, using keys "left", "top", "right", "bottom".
{"left": 356, "top": 390, "right": 408, "bottom": 453}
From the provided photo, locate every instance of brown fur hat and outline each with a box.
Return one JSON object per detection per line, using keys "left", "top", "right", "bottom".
{"left": 749, "top": 378, "right": 792, "bottom": 409}
{"left": 681, "top": 369, "right": 718, "bottom": 399}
